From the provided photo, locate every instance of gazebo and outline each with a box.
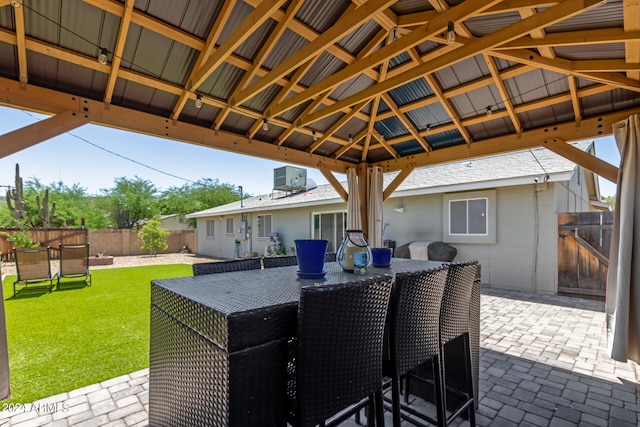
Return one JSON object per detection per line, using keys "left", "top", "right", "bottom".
{"left": 0, "top": 0, "right": 639, "bottom": 400}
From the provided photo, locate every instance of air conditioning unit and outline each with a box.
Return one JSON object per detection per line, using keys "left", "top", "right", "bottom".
{"left": 273, "top": 166, "right": 307, "bottom": 191}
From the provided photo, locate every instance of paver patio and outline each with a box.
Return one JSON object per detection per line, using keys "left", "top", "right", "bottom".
{"left": 1, "top": 287, "right": 638, "bottom": 427}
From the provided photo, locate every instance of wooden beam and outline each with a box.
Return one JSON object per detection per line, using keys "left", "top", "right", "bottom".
{"left": 0, "top": 77, "right": 354, "bottom": 172}
{"left": 424, "top": 74, "right": 473, "bottom": 144}
{"left": 0, "top": 111, "right": 91, "bottom": 158}
{"left": 381, "top": 94, "right": 428, "bottom": 152}
{"left": 13, "top": 1, "right": 27, "bottom": 84}
{"left": 172, "top": 0, "right": 238, "bottom": 120}
{"left": 497, "top": 28, "right": 640, "bottom": 49}
{"left": 484, "top": 53, "right": 522, "bottom": 133}
{"left": 624, "top": 0, "right": 640, "bottom": 80}
{"left": 320, "top": 168, "right": 347, "bottom": 202}
{"left": 232, "top": 0, "right": 397, "bottom": 107}
{"left": 372, "top": 108, "right": 636, "bottom": 174}
{"left": 543, "top": 138, "right": 618, "bottom": 183}
{"left": 189, "top": 0, "right": 287, "bottom": 91}
{"left": 383, "top": 164, "right": 415, "bottom": 201}
{"left": 272, "top": 0, "right": 502, "bottom": 118}
{"left": 490, "top": 49, "right": 640, "bottom": 93}
{"left": 301, "top": 0, "right": 608, "bottom": 126}
{"left": 104, "top": 0, "right": 134, "bottom": 104}
{"left": 83, "top": 0, "right": 205, "bottom": 51}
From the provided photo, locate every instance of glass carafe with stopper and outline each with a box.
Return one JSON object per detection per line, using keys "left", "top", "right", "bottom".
{"left": 337, "top": 229, "right": 372, "bottom": 273}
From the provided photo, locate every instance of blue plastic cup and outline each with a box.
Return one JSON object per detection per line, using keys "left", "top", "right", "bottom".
{"left": 295, "top": 239, "right": 329, "bottom": 273}
{"left": 371, "top": 247, "right": 392, "bottom": 267}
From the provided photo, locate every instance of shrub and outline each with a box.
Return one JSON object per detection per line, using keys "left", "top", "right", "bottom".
{"left": 1, "top": 231, "right": 39, "bottom": 249}
{"left": 138, "top": 218, "right": 169, "bottom": 256}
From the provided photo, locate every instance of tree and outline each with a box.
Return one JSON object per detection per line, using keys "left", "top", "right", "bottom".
{"left": 138, "top": 218, "right": 169, "bottom": 256}
{"left": 158, "top": 178, "right": 241, "bottom": 227}
{"left": 101, "top": 177, "right": 159, "bottom": 229}
{"left": 1, "top": 178, "right": 111, "bottom": 229}
{"left": 602, "top": 195, "right": 616, "bottom": 207}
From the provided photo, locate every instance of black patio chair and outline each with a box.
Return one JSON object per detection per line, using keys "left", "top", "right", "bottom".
{"left": 383, "top": 266, "right": 449, "bottom": 427}
{"left": 192, "top": 258, "right": 262, "bottom": 275}
{"left": 324, "top": 252, "right": 337, "bottom": 262}
{"left": 263, "top": 255, "right": 298, "bottom": 269}
{"left": 437, "top": 260, "right": 478, "bottom": 426}
{"left": 287, "top": 275, "right": 393, "bottom": 427}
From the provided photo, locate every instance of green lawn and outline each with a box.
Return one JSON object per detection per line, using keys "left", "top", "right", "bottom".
{"left": 1, "top": 264, "right": 192, "bottom": 404}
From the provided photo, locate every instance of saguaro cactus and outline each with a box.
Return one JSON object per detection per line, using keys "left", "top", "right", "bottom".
{"left": 36, "top": 189, "right": 56, "bottom": 228}
{"left": 6, "top": 163, "right": 26, "bottom": 222}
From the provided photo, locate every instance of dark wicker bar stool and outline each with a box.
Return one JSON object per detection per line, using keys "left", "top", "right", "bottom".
{"left": 192, "top": 258, "right": 262, "bottom": 275}
{"left": 383, "top": 266, "right": 448, "bottom": 427}
{"left": 287, "top": 275, "right": 393, "bottom": 427}
{"left": 438, "top": 260, "right": 478, "bottom": 426}
{"left": 324, "top": 252, "right": 337, "bottom": 262}
{"left": 263, "top": 255, "right": 298, "bottom": 269}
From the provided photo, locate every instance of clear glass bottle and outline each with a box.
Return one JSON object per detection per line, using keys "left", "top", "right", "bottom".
{"left": 337, "top": 229, "right": 372, "bottom": 273}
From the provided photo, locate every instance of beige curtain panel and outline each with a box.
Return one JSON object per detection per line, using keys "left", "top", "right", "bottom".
{"left": 607, "top": 114, "right": 640, "bottom": 363}
{"left": 367, "top": 166, "right": 384, "bottom": 248}
{"left": 346, "top": 168, "right": 362, "bottom": 231}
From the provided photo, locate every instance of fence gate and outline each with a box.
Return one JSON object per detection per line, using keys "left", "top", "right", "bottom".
{"left": 558, "top": 212, "right": 613, "bottom": 300}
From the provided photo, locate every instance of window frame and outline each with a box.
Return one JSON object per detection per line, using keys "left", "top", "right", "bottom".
{"left": 225, "top": 217, "right": 234, "bottom": 235}
{"left": 206, "top": 219, "right": 215, "bottom": 238}
{"left": 257, "top": 214, "right": 272, "bottom": 239}
{"left": 443, "top": 190, "right": 496, "bottom": 244}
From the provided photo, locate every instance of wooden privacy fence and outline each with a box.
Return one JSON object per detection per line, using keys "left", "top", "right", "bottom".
{"left": 0, "top": 228, "right": 87, "bottom": 261}
{"left": 0, "top": 228, "right": 196, "bottom": 261}
{"left": 558, "top": 212, "right": 613, "bottom": 300}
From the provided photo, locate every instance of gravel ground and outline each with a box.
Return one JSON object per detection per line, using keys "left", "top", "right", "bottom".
{"left": 0, "top": 253, "right": 220, "bottom": 278}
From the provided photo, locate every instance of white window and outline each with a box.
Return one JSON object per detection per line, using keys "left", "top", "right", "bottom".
{"left": 443, "top": 190, "right": 496, "bottom": 244}
{"left": 257, "top": 214, "right": 272, "bottom": 238}
{"left": 206, "top": 219, "right": 215, "bottom": 238}
{"left": 450, "top": 198, "right": 487, "bottom": 235}
{"left": 226, "top": 218, "right": 234, "bottom": 234}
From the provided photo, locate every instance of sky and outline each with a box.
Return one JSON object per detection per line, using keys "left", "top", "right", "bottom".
{"left": 0, "top": 105, "right": 620, "bottom": 198}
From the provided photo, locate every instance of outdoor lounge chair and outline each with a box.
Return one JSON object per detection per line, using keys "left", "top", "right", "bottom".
{"left": 13, "top": 246, "right": 54, "bottom": 295}
{"left": 57, "top": 244, "right": 92, "bottom": 287}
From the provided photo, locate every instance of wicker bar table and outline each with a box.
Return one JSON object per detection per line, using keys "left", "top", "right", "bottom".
{"left": 148, "top": 258, "right": 478, "bottom": 427}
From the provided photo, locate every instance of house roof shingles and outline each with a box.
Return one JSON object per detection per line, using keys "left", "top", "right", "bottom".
{"left": 187, "top": 141, "right": 595, "bottom": 218}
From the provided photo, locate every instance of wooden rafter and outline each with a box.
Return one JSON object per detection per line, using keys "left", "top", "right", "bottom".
{"left": 216, "top": 0, "right": 302, "bottom": 127}
{"left": 172, "top": 0, "right": 238, "bottom": 121}
{"left": 272, "top": 0, "right": 501, "bottom": 118}
{"left": 301, "top": 0, "right": 606, "bottom": 127}
{"left": 104, "top": 0, "right": 134, "bottom": 104}
{"left": 372, "top": 108, "right": 630, "bottom": 174}
{"left": 490, "top": 49, "right": 640, "bottom": 93}
{"left": 497, "top": 28, "right": 640, "bottom": 50}
{"left": 483, "top": 53, "right": 522, "bottom": 134}
{"left": 519, "top": 7, "right": 556, "bottom": 59}
{"left": 13, "top": 2, "right": 27, "bottom": 85}
{"left": 0, "top": 111, "right": 91, "bottom": 157}
{"left": 623, "top": 0, "right": 640, "bottom": 81}
{"left": 232, "top": 0, "right": 397, "bottom": 107}
{"left": 424, "top": 74, "right": 473, "bottom": 145}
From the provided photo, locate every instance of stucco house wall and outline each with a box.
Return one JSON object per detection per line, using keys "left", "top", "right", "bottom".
{"left": 196, "top": 202, "right": 347, "bottom": 259}
{"left": 381, "top": 183, "right": 561, "bottom": 293}
{"left": 187, "top": 142, "right": 609, "bottom": 294}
